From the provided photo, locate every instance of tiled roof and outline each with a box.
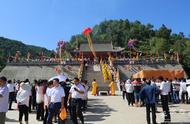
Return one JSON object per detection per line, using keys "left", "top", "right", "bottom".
{"left": 79, "top": 42, "right": 124, "bottom": 52}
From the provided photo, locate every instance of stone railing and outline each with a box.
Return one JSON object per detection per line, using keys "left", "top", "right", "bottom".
{"left": 7, "top": 60, "right": 80, "bottom": 66}
{"left": 7, "top": 59, "right": 178, "bottom": 66}
{"left": 113, "top": 59, "right": 178, "bottom": 65}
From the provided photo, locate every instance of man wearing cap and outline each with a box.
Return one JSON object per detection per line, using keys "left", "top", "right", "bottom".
{"left": 68, "top": 77, "right": 85, "bottom": 124}
{"left": 0, "top": 76, "right": 9, "bottom": 124}
{"left": 47, "top": 78, "right": 65, "bottom": 124}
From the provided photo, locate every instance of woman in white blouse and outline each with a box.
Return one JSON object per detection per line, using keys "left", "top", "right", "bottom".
{"left": 16, "top": 82, "right": 30, "bottom": 124}
{"left": 36, "top": 80, "right": 45, "bottom": 121}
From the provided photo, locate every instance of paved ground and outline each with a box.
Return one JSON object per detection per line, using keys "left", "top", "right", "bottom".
{"left": 6, "top": 93, "right": 190, "bottom": 124}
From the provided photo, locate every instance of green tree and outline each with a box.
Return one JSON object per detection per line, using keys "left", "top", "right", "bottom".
{"left": 148, "top": 37, "right": 170, "bottom": 55}
{"left": 155, "top": 24, "right": 171, "bottom": 40}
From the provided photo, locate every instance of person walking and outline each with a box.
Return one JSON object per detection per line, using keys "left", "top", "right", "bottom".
{"left": 132, "top": 78, "right": 142, "bottom": 107}
{"left": 25, "top": 79, "right": 32, "bottom": 113}
{"left": 168, "top": 80, "right": 174, "bottom": 103}
{"left": 61, "top": 79, "right": 73, "bottom": 120}
{"left": 43, "top": 81, "right": 53, "bottom": 124}
{"left": 140, "top": 80, "right": 157, "bottom": 124}
{"left": 125, "top": 79, "right": 134, "bottom": 106}
{"left": 47, "top": 78, "right": 65, "bottom": 124}
{"left": 61, "top": 79, "right": 72, "bottom": 112}
{"left": 159, "top": 76, "right": 171, "bottom": 123}
{"left": 68, "top": 77, "right": 85, "bottom": 124}
{"left": 7, "top": 80, "right": 16, "bottom": 110}
{"left": 0, "top": 76, "right": 9, "bottom": 124}
{"left": 81, "top": 80, "right": 89, "bottom": 112}
{"left": 109, "top": 80, "right": 116, "bottom": 96}
{"left": 16, "top": 82, "right": 30, "bottom": 124}
{"left": 31, "top": 80, "right": 37, "bottom": 110}
{"left": 85, "top": 62, "right": 88, "bottom": 70}
{"left": 172, "top": 79, "right": 180, "bottom": 103}
{"left": 180, "top": 78, "right": 188, "bottom": 104}
{"left": 120, "top": 80, "right": 126, "bottom": 100}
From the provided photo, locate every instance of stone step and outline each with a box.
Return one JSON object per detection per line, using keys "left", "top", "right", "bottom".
{"left": 82, "top": 65, "right": 108, "bottom": 91}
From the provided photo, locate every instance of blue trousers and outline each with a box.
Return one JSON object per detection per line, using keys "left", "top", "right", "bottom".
{"left": 47, "top": 102, "right": 65, "bottom": 124}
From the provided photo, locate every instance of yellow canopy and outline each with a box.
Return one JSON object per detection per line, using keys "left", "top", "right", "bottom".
{"left": 132, "top": 69, "right": 184, "bottom": 80}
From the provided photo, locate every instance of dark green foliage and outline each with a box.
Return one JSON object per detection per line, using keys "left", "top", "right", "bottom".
{"left": 0, "top": 37, "right": 53, "bottom": 70}
{"left": 1, "top": 19, "right": 190, "bottom": 76}
{"left": 68, "top": 19, "right": 190, "bottom": 76}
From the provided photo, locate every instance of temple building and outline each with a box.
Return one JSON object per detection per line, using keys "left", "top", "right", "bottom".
{"left": 70, "top": 41, "right": 125, "bottom": 59}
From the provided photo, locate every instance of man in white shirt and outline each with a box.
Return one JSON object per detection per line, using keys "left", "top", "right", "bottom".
{"left": 7, "top": 80, "right": 15, "bottom": 110}
{"left": 44, "top": 81, "right": 53, "bottom": 124}
{"left": 160, "top": 80, "right": 171, "bottom": 96}
{"left": 0, "top": 76, "right": 9, "bottom": 124}
{"left": 180, "top": 78, "right": 188, "bottom": 104}
{"left": 187, "top": 85, "right": 190, "bottom": 100}
{"left": 47, "top": 78, "right": 65, "bottom": 124}
{"left": 159, "top": 76, "right": 171, "bottom": 123}
{"left": 125, "top": 80, "right": 134, "bottom": 106}
{"left": 68, "top": 77, "right": 85, "bottom": 124}
{"left": 172, "top": 78, "right": 180, "bottom": 103}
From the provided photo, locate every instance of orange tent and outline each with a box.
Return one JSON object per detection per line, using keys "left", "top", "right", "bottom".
{"left": 132, "top": 69, "right": 184, "bottom": 80}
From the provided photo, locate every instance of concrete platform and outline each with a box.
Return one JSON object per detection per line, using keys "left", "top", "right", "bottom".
{"left": 6, "top": 92, "right": 190, "bottom": 124}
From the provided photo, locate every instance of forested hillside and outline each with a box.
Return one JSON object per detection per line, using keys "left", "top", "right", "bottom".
{"left": 67, "top": 19, "right": 190, "bottom": 74}
{"left": 0, "top": 37, "right": 53, "bottom": 70}
{"left": 1, "top": 19, "right": 190, "bottom": 75}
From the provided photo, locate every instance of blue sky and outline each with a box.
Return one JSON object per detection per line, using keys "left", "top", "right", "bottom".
{"left": 0, "top": 0, "right": 189, "bottom": 50}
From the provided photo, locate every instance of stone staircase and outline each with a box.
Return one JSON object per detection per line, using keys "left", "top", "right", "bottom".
{"left": 117, "top": 65, "right": 133, "bottom": 79}
{"left": 0, "top": 65, "right": 79, "bottom": 81}
{"left": 82, "top": 65, "right": 109, "bottom": 92}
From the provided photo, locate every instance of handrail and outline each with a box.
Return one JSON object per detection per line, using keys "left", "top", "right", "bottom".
{"left": 6, "top": 59, "right": 178, "bottom": 66}
{"left": 7, "top": 60, "right": 80, "bottom": 66}
{"left": 113, "top": 60, "right": 178, "bottom": 65}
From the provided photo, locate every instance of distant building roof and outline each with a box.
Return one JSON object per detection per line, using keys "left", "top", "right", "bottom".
{"left": 78, "top": 41, "right": 124, "bottom": 52}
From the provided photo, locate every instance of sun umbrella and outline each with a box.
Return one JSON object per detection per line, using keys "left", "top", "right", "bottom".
{"left": 48, "top": 74, "right": 67, "bottom": 82}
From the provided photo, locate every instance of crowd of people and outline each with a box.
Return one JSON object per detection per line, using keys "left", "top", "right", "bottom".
{"left": 0, "top": 76, "right": 90, "bottom": 124}
{"left": 1, "top": 73, "right": 190, "bottom": 124}
{"left": 119, "top": 77, "right": 190, "bottom": 124}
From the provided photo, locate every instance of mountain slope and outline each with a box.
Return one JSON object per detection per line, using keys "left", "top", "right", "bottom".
{"left": 68, "top": 19, "right": 190, "bottom": 77}
{"left": 0, "top": 37, "right": 53, "bottom": 70}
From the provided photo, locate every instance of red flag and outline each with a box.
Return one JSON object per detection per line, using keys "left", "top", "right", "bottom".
{"left": 57, "top": 40, "right": 65, "bottom": 48}
{"left": 83, "top": 27, "right": 92, "bottom": 36}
